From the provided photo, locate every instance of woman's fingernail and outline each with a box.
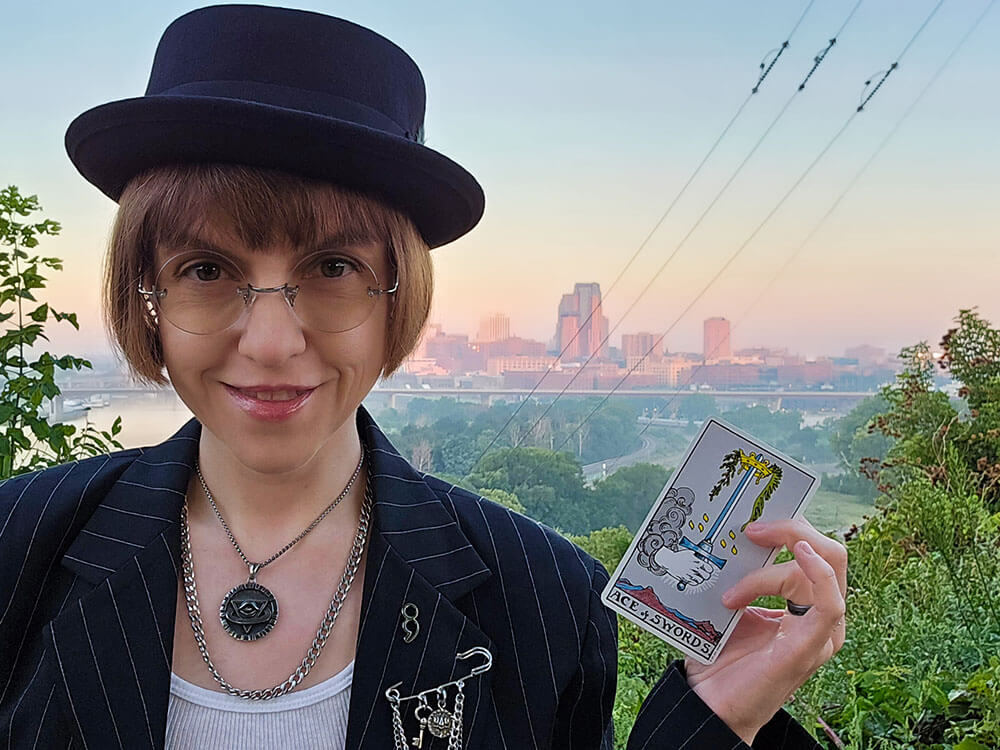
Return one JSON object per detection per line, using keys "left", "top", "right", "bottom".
{"left": 796, "top": 541, "right": 815, "bottom": 555}
{"left": 746, "top": 521, "right": 763, "bottom": 532}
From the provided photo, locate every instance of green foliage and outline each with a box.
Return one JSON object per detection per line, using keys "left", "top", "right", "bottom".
{"left": 783, "top": 390, "right": 1000, "bottom": 749}
{"left": 477, "top": 487, "right": 526, "bottom": 514}
{"left": 828, "top": 395, "right": 892, "bottom": 498}
{"left": 869, "top": 310, "right": 1000, "bottom": 510}
{"left": 0, "top": 186, "right": 123, "bottom": 477}
{"left": 383, "top": 396, "right": 642, "bottom": 476}
{"left": 600, "top": 314, "right": 1000, "bottom": 748}
{"left": 722, "top": 403, "right": 834, "bottom": 464}
{"left": 791, "top": 467, "right": 1000, "bottom": 749}
{"left": 590, "top": 463, "right": 673, "bottom": 532}
{"left": 675, "top": 393, "right": 718, "bottom": 422}
{"left": 569, "top": 524, "right": 632, "bottom": 573}
{"left": 466, "top": 446, "right": 594, "bottom": 533}
{"left": 571, "top": 525, "right": 679, "bottom": 750}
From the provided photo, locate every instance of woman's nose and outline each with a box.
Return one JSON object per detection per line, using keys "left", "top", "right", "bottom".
{"left": 236, "top": 288, "right": 307, "bottom": 364}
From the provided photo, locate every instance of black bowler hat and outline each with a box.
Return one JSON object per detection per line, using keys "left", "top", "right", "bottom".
{"left": 65, "top": 4, "right": 485, "bottom": 249}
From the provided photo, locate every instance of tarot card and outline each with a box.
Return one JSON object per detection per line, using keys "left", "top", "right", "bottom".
{"left": 600, "top": 417, "right": 819, "bottom": 665}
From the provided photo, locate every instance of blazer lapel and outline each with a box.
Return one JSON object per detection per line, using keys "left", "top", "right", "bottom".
{"left": 345, "top": 406, "right": 497, "bottom": 750}
{"left": 44, "top": 407, "right": 498, "bottom": 750}
{"left": 46, "top": 419, "right": 199, "bottom": 749}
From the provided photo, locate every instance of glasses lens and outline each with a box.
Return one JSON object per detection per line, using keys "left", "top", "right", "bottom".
{"left": 153, "top": 251, "right": 246, "bottom": 334}
{"left": 290, "top": 252, "right": 379, "bottom": 333}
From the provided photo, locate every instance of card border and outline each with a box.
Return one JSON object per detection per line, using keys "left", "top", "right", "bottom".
{"left": 600, "top": 416, "right": 821, "bottom": 665}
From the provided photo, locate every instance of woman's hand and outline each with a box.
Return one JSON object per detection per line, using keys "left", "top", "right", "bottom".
{"left": 682, "top": 518, "right": 848, "bottom": 745}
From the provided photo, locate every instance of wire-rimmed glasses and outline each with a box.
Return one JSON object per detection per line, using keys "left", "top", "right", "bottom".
{"left": 138, "top": 249, "right": 398, "bottom": 335}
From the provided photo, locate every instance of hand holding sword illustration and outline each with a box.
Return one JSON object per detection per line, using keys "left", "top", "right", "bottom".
{"left": 670, "top": 449, "right": 782, "bottom": 591}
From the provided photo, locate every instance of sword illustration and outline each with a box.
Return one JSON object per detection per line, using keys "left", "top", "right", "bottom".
{"left": 675, "top": 451, "right": 773, "bottom": 591}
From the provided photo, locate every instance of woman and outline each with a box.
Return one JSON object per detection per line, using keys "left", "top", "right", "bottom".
{"left": 0, "top": 5, "right": 846, "bottom": 749}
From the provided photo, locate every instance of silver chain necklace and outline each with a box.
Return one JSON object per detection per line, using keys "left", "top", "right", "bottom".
{"left": 180, "top": 465, "right": 373, "bottom": 700}
{"left": 194, "top": 450, "right": 363, "bottom": 641}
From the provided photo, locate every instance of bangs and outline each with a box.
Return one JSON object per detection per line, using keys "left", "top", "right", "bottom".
{"left": 105, "top": 162, "right": 433, "bottom": 386}
{"left": 128, "top": 163, "right": 404, "bottom": 267}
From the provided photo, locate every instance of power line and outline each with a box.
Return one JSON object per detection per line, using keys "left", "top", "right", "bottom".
{"left": 464, "top": 0, "right": 821, "bottom": 473}
{"left": 604, "top": 0, "right": 995, "bottom": 475}
{"left": 498, "top": 0, "right": 864, "bottom": 457}
{"left": 549, "top": 0, "right": 950, "bottom": 457}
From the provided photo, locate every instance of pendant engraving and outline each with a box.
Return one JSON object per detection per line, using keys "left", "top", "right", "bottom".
{"left": 220, "top": 581, "right": 278, "bottom": 640}
{"left": 426, "top": 708, "right": 453, "bottom": 738}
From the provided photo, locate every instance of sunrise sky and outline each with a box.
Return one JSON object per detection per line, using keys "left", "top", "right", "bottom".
{"left": 3, "top": 0, "right": 997, "bottom": 360}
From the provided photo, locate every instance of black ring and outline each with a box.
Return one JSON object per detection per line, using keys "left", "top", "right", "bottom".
{"left": 786, "top": 600, "right": 812, "bottom": 616}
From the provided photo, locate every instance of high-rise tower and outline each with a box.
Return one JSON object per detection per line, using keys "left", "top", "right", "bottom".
{"left": 475, "top": 312, "right": 510, "bottom": 343}
{"left": 552, "top": 283, "right": 609, "bottom": 361}
{"left": 703, "top": 317, "right": 731, "bottom": 361}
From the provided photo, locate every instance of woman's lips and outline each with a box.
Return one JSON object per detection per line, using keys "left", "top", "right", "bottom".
{"left": 224, "top": 384, "right": 315, "bottom": 422}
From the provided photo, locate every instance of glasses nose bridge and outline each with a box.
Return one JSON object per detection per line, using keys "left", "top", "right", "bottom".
{"left": 238, "top": 280, "right": 302, "bottom": 325}
{"left": 244, "top": 281, "right": 298, "bottom": 305}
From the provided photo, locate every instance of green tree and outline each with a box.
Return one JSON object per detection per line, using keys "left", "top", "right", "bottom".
{"left": 826, "top": 395, "right": 892, "bottom": 499}
{"left": 580, "top": 400, "right": 642, "bottom": 464}
{"left": 466, "top": 446, "right": 593, "bottom": 533}
{"left": 478, "top": 487, "right": 526, "bottom": 514}
{"left": 675, "top": 393, "right": 718, "bottom": 422}
{"left": 869, "top": 310, "right": 1000, "bottom": 509}
{"left": 433, "top": 434, "right": 480, "bottom": 476}
{"left": 1, "top": 186, "right": 122, "bottom": 478}
{"left": 590, "top": 463, "right": 673, "bottom": 532}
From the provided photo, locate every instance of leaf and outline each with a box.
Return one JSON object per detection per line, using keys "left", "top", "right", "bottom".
{"left": 953, "top": 740, "right": 990, "bottom": 750}
{"left": 28, "top": 303, "right": 49, "bottom": 322}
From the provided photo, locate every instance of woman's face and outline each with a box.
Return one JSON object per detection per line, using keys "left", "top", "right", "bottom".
{"left": 155, "top": 218, "right": 393, "bottom": 473}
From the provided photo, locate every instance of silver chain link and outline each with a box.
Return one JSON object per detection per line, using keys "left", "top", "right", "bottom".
{"left": 195, "top": 449, "right": 363, "bottom": 574}
{"left": 179, "top": 462, "right": 373, "bottom": 700}
{"left": 448, "top": 682, "right": 465, "bottom": 750}
{"left": 388, "top": 689, "right": 409, "bottom": 750}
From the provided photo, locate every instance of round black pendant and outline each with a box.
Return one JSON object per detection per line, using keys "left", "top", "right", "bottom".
{"left": 219, "top": 581, "right": 278, "bottom": 641}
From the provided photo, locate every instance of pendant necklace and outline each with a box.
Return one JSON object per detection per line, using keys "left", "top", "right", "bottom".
{"left": 194, "top": 450, "right": 364, "bottom": 641}
{"left": 179, "top": 462, "right": 373, "bottom": 699}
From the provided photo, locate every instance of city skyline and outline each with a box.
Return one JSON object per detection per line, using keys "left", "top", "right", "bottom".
{"left": 460, "top": 303, "right": 891, "bottom": 363}
{"left": 4, "top": 1, "right": 997, "bottom": 361}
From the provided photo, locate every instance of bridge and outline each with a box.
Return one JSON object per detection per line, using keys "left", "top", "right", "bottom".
{"left": 54, "top": 385, "right": 874, "bottom": 411}
{"left": 368, "top": 388, "right": 872, "bottom": 410}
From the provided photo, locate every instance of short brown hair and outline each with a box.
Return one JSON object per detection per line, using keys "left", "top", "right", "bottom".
{"left": 103, "top": 163, "right": 433, "bottom": 385}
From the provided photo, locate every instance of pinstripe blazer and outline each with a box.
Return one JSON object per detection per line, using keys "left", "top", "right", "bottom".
{"left": 1, "top": 405, "right": 821, "bottom": 749}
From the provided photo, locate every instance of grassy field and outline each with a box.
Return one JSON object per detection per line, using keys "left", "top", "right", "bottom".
{"left": 804, "top": 488, "right": 875, "bottom": 534}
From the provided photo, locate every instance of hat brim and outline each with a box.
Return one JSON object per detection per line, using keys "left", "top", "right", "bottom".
{"left": 65, "top": 96, "right": 485, "bottom": 249}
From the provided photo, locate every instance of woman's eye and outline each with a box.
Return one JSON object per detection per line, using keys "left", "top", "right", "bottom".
{"left": 314, "top": 256, "right": 357, "bottom": 278}
{"left": 322, "top": 260, "right": 346, "bottom": 277}
{"left": 189, "top": 263, "right": 222, "bottom": 281}
{"left": 176, "top": 260, "right": 237, "bottom": 282}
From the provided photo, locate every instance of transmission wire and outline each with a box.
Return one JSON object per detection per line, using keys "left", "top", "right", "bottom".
{"left": 606, "top": 0, "right": 994, "bottom": 475}
{"left": 550, "top": 0, "right": 949, "bottom": 457}
{"left": 497, "top": 0, "right": 864, "bottom": 459}
{"left": 463, "top": 0, "right": 821, "bottom": 473}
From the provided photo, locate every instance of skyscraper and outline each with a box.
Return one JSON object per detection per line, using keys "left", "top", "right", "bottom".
{"left": 475, "top": 312, "right": 510, "bottom": 343}
{"left": 552, "top": 283, "right": 609, "bottom": 361}
{"left": 621, "top": 332, "right": 662, "bottom": 360}
{"left": 703, "top": 317, "right": 731, "bottom": 361}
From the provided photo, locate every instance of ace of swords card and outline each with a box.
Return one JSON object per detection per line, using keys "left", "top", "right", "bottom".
{"left": 600, "top": 417, "right": 819, "bottom": 665}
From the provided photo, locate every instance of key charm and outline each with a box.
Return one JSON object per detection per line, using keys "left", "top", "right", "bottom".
{"left": 384, "top": 647, "right": 492, "bottom": 750}
{"left": 413, "top": 695, "right": 434, "bottom": 747}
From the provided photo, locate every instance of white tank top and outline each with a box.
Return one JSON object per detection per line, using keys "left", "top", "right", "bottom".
{"left": 165, "top": 661, "right": 354, "bottom": 750}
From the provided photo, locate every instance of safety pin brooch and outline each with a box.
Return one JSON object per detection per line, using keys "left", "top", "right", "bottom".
{"left": 385, "top": 646, "right": 493, "bottom": 703}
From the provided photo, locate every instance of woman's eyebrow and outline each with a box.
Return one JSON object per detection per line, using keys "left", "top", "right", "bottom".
{"left": 170, "top": 231, "right": 378, "bottom": 257}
